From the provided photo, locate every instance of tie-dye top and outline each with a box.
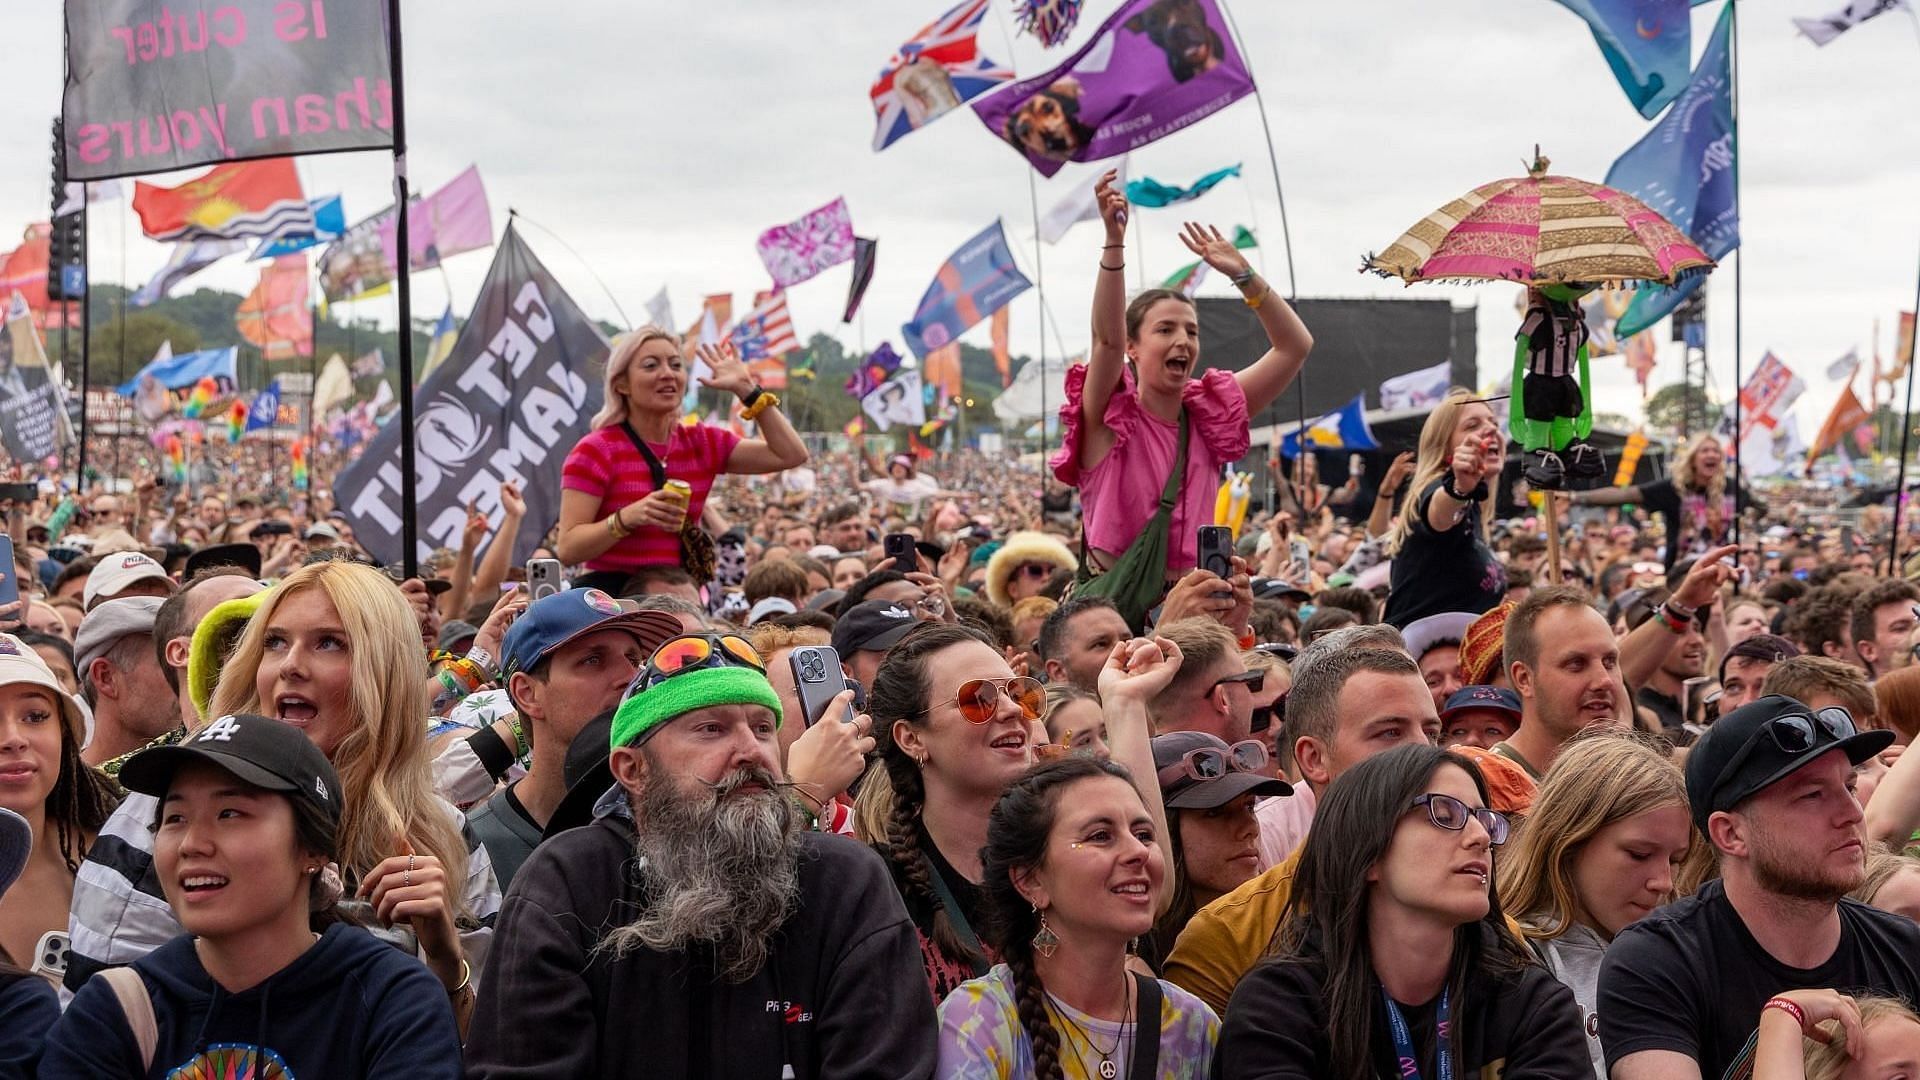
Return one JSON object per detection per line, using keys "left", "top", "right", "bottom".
{"left": 935, "top": 965, "right": 1219, "bottom": 1078}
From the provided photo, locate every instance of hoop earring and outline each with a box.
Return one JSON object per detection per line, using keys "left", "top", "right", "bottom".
{"left": 1031, "top": 908, "right": 1059, "bottom": 959}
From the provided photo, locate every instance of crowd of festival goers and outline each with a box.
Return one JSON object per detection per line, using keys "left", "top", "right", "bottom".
{"left": 0, "top": 198, "right": 1918, "bottom": 1078}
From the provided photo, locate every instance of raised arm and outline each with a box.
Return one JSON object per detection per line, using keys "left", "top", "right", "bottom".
{"left": 1369, "top": 451, "right": 1416, "bottom": 539}
{"left": 1098, "top": 636, "right": 1184, "bottom": 919}
{"left": 1079, "top": 170, "right": 1131, "bottom": 470}
{"left": 1618, "top": 546, "right": 1736, "bottom": 691}
{"left": 1427, "top": 431, "right": 1502, "bottom": 535}
{"left": 700, "top": 343, "right": 808, "bottom": 475}
{"left": 472, "top": 481, "right": 525, "bottom": 598}
{"left": 1572, "top": 484, "right": 1642, "bottom": 509}
{"left": 1174, "top": 223, "right": 1313, "bottom": 416}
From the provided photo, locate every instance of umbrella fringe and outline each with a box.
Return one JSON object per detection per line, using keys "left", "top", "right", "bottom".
{"left": 1358, "top": 256, "right": 1715, "bottom": 291}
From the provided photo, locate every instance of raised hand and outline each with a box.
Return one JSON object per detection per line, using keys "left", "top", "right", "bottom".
{"left": 498, "top": 479, "right": 526, "bottom": 520}
{"left": 1098, "top": 637, "right": 1185, "bottom": 704}
{"left": 696, "top": 341, "right": 754, "bottom": 398}
{"left": 1179, "top": 222, "right": 1251, "bottom": 279}
{"left": 1380, "top": 451, "right": 1417, "bottom": 496}
{"left": 1096, "top": 169, "right": 1128, "bottom": 240}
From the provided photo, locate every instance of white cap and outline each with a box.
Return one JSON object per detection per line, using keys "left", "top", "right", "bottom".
{"left": 747, "top": 597, "right": 798, "bottom": 625}
{"left": 83, "top": 551, "right": 172, "bottom": 610}
{"left": 0, "top": 633, "right": 92, "bottom": 750}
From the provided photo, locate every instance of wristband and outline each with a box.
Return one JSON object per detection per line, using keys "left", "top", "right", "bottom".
{"left": 740, "top": 391, "right": 780, "bottom": 422}
{"left": 464, "top": 646, "right": 497, "bottom": 679}
{"left": 1230, "top": 267, "right": 1256, "bottom": 287}
{"left": 1100, "top": 261, "right": 1125, "bottom": 272}
{"left": 1242, "top": 283, "right": 1270, "bottom": 309}
{"left": 1441, "top": 471, "right": 1487, "bottom": 502}
{"left": 606, "top": 512, "right": 630, "bottom": 539}
{"left": 467, "top": 726, "right": 515, "bottom": 780}
{"left": 1663, "top": 598, "right": 1698, "bottom": 621}
{"left": 1763, "top": 998, "right": 1807, "bottom": 1028}
{"left": 740, "top": 386, "right": 765, "bottom": 410}
{"left": 1654, "top": 603, "right": 1691, "bottom": 635}
{"left": 508, "top": 711, "right": 529, "bottom": 759}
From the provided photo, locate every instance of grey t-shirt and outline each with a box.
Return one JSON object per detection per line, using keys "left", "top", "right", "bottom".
{"left": 467, "top": 785, "right": 544, "bottom": 893}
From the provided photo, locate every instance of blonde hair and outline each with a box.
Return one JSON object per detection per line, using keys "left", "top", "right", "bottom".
{"left": 1010, "top": 596, "right": 1059, "bottom": 627}
{"left": 852, "top": 758, "right": 894, "bottom": 844}
{"left": 589, "top": 326, "right": 681, "bottom": 430}
{"left": 1497, "top": 735, "right": 1695, "bottom": 940}
{"left": 1042, "top": 683, "right": 1098, "bottom": 743}
{"left": 1386, "top": 390, "right": 1491, "bottom": 556}
{"left": 1669, "top": 432, "right": 1728, "bottom": 505}
{"left": 208, "top": 561, "right": 469, "bottom": 912}
{"left": 1803, "top": 996, "right": 1920, "bottom": 1080}
{"left": 1853, "top": 844, "right": 1920, "bottom": 906}
{"left": 745, "top": 622, "right": 830, "bottom": 658}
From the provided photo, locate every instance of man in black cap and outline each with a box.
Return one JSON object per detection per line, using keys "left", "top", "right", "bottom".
{"left": 829, "top": 599, "right": 917, "bottom": 692}
{"left": 1599, "top": 695, "right": 1920, "bottom": 1080}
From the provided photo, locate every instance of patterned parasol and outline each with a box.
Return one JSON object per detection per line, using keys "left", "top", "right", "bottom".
{"left": 1363, "top": 150, "right": 1714, "bottom": 288}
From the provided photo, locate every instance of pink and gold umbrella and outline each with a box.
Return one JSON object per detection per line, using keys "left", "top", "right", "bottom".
{"left": 1363, "top": 151, "right": 1713, "bottom": 288}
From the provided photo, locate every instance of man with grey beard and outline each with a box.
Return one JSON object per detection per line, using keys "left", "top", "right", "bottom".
{"left": 465, "top": 633, "right": 935, "bottom": 1080}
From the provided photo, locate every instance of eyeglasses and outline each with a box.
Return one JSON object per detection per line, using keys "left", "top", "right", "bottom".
{"left": 1412, "top": 793, "right": 1511, "bottom": 846}
{"left": 1157, "top": 740, "right": 1269, "bottom": 786}
{"left": 1708, "top": 706, "right": 1857, "bottom": 805}
{"left": 1255, "top": 643, "right": 1298, "bottom": 662}
{"left": 1210, "top": 670, "right": 1265, "bottom": 694}
{"left": 921, "top": 676, "right": 1047, "bottom": 724}
{"left": 1015, "top": 563, "right": 1054, "bottom": 581}
{"left": 629, "top": 633, "right": 764, "bottom": 695}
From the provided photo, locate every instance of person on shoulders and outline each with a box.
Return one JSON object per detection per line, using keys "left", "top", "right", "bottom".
{"left": 1382, "top": 392, "right": 1508, "bottom": 629}
{"left": 1599, "top": 696, "right": 1920, "bottom": 1079}
{"left": 1215, "top": 743, "right": 1588, "bottom": 1078}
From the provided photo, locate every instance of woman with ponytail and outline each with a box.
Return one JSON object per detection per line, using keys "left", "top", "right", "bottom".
{"left": 936, "top": 757, "right": 1220, "bottom": 1078}
{"left": 1216, "top": 744, "right": 1587, "bottom": 1079}
{"left": 42, "top": 714, "right": 460, "bottom": 1078}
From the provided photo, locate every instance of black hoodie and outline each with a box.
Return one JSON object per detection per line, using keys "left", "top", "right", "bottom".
{"left": 464, "top": 815, "right": 937, "bottom": 1079}
{"left": 40, "top": 924, "right": 461, "bottom": 1079}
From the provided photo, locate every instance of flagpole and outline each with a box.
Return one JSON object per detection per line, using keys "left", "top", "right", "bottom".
{"left": 385, "top": 0, "right": 421, "bottom": 578}
{"left": 1891, "top": 247, "right": 1920, "bottom": 575}
{"left": 1729, "top": 0, "right": 1744, "bottom": 548}
{"left": 76, "top": 203, "right": 92, "bottom": 496}
{"left": 1026, "top": 171, "right": 1049, "bottom": 462}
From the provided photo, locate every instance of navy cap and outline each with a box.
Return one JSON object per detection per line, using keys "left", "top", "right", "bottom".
{"left": 1684, "top": 694, "right": 1894, "bottom": 834}
{"left": 1440, "top": 685, "right": 1523, "bottom": 723}
{"left": 501, "top": 588, "right": 682, "bottom": 678}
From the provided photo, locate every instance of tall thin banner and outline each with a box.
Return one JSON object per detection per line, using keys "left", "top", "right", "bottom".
{"left": 901, "top": 220, "right": 1032, "bottom": 359}
{"left": 63, "top": 0, "right": 394, "bottom": 181}
{"left": 0, "top": 293, "right": 73, "bottom": 461}
{"left": 335, "top": 226, "right": 607, "bottom": 565}
{"left": 970, "top": 0, "right": 1255, "bottom": 177}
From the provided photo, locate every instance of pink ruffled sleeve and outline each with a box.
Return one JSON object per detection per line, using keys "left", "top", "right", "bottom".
{"left": 1050, "top": 363, "right": 1143, "bottom": 486}
{"left": 1183, "top": 367, "right": 1251, "bottom": 466}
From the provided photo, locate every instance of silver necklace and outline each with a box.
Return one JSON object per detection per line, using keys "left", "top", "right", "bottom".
{"left": 1046, "top": 979, "right": 1132, "bottom": 1080}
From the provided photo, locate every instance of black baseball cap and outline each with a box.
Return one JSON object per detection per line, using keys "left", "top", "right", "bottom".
{"left": 183, "top": 542, "right": 263, "bottom": 580}
{"left": 120, "top": 713, "right": 342, "bottom": 827}
{"left": 831, "top": 600, "right": 918, "bottom": 656}
{"left": 1683, "top": 694, "right": 1892, "bottom": 833}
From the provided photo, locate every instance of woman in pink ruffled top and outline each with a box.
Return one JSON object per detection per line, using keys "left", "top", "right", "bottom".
{"left": 1052, "top": 169, "right": 1315, "bottom": 579}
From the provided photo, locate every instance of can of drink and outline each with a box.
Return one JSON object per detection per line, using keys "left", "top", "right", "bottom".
{"left": 662, "top": 479, "right": 692, "bottom": 528}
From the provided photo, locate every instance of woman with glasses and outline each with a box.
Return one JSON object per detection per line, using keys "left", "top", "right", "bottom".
{"left": 871, "top": 624, "right": 1173, "bottom": 1001}
{"left": 1497, "top": 736, "right": 1695, "bottom": 1077}
{"left": 936, "top": 757, "right": 1221, "bottom": 1078}
{"left": 556, "top": 329, "right": 808, "bottom": 594}
{"left": 1216, "top": 744, "right": 1588, "bottom": 1079}
{"left": 1146, "top": 732, "right": 1290, "bottom": 969}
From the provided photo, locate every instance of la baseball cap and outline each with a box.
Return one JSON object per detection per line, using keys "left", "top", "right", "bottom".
{"left": 831, "top": 600, "right": 918, "bottom": 656}
{"left": 83, "top": 551, "right": 173, "bottom": 610}
{"left": 500, "top": 588, "right": 681, "bottom": 680}
{"left": 120, "top": 713, "right": 341, "bottom": 827}
{"left": 1684, "top": 694, "right": 1893, "bottom": 833}
{"left": 1152, "top": 731, "right": 1291, "bottom": 809}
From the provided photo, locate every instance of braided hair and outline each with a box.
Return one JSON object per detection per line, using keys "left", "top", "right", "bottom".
{"left": 981, "top": 756, "right": 1138, "bottom": 1080}
{"left": 868, "top": 622, "right": 996, "bottom": 975}
{"left": 48, "top": 717, "right": 117, "bottom": 873}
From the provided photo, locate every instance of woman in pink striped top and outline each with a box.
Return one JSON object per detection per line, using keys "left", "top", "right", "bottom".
{"left": 557, "top": 329, "right": 807, "bottom": 593}
{"left": 1053, "top": 170, "right": 1315, "bottom": 580}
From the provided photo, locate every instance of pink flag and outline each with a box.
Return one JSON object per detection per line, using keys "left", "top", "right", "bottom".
{"left": 379, "top": 165, "right": 493, "bottom": 271}
{"left": 756, "top": 197, "right": 856, "bottom": 289}
{"left": 235, "top": 255, "right": 312, "bottom": 361}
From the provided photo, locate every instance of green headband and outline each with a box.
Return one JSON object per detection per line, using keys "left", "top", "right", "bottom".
{"left": 610, "top": 665, "right": 784, "bottom": 750}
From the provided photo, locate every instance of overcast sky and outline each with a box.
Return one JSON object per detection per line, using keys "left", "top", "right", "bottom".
{"left": 5, "top": 0, "right": 1918, "bottom": 437}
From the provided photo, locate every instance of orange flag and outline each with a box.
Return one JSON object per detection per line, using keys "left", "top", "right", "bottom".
{"left": 236, "top": 255, "right": 312, "bottom": 360}
{"left": 991, "top": 307, "right": 1012, "bottom": 388}
{"left": 1805, "top": 385, "right": 1871, "bottom": 475}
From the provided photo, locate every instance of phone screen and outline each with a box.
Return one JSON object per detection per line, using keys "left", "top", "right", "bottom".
{"left": 0, "top": 536, "right": 17, "bottom": 612}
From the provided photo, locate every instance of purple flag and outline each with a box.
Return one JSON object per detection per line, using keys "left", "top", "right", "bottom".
{"left": 378, "top": 165, "right": 493, "bottom": 271}
{"left": 756, "top": 197, "right": 857, "bottom": 288}
{"left": 846, "top": 343, "right": 903, "bottom": 399}
{"left": 970, "top": 0, "right": 1255, "bottom": 178}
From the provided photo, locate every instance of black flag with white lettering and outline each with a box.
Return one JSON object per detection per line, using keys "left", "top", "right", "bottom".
{"left": 336, "top": 224, "right": 606, "bottom": 567}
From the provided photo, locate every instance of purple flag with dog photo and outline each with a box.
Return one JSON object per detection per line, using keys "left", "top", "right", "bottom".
{"left": 970, "top": 0, "right": 1255, "bottom": 177}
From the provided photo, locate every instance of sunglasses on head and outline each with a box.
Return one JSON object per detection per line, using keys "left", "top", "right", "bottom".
{"left": 921, "top": 676, "right": 1048, "bottom": 724}
{"left": 630, "top": 633, "right": 764, "bottom": 695}
{"left": 1157, "top": 739, "right": 1269, "bottom": 786}
{"left": 1412, "top": 792, "right": 1511, "bottom": 846}
{"left": 1709, "top": 706, "right": 1857, "bottom": 806}
{"left": 1255, "top": 642, "right": 1299, "bottom": 662}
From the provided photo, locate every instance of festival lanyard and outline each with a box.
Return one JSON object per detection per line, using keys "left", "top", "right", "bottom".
{"left": 1381, "top": 986, "right": 1450, "bottom": 1080}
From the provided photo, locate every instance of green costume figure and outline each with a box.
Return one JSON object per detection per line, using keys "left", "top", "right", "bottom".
{"left": 1512, "top": 283, "right": 1604, "bottom": 489}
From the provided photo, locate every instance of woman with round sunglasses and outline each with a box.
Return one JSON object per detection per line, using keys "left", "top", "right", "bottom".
{"left": 871, "top": 624, "right": 1175, "bottom": 1001}
{"left": 1216, "top": 744, "right": 1588, "bottom": 1079}
{"left": 936, "top": 756, "right": 1221, "bottom": 1078}
{"left": 1497, "top": 736, "right": 1695, "bottom": 1078}
{"left": 1146, "top": 731, "right": 1290, "bottom": 970}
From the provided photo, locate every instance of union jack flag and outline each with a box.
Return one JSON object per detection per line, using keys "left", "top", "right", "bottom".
{"left": 730, "top": 291, "right": 800, "bottom": 386}
{"left": 870, "top": 0, "right": 1014, "bottom": 152}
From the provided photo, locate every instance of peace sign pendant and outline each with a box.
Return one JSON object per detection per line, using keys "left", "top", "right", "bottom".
{"left": 1099, "top": 1060, "right": 1117, "bottom": 1079}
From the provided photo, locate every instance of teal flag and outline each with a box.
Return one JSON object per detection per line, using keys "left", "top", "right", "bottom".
{"left": 1125, "top": 165, "right": 1241, "bottom": 209}
{"left": 1544, "top": 0, "right": 1691, "bottom": 119}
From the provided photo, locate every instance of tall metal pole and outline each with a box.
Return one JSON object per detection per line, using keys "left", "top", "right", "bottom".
{"left": 1891, "top": 257, "right": 1920, "bottom": 574}
{"left": 1728, "top": 0, "right": 1744, "bottom": 546}
{"left": 1026, "top": 172, "right": 1048, "bottom": 461}
{"left": 76, "top": 204, "right": 91, "bottom": 496}
{"left": 386, "top": 0, "right": 420, "bottom": 577}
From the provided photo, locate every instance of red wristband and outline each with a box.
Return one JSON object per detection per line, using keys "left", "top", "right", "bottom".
{"left": 1763, "top": 998, "right": 1807, "bottom": 1028}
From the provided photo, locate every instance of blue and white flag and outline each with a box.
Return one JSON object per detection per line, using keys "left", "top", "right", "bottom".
{"left": 245, "top": 380, "right": 281, "bottom": 433}
{"left": 131, "top": 239, "right": 246, "bottom": 307}
{"left": 1125, "top": 165, "right": 1241, "bottom": 209}
{"left": 1545, "top": 0, "right": 1692, "bottom": 119}
{"left": 1281, "top": 394, "right": 1379, "bottom": 456}
{"left": 1605, "top": 2, "right": 1737, "bottom": 338}
{"left": 1794, "top": 0, "right": 1909, "bottom": 45}
{"left": 114, "top": 346, "right": 237, "bottom": 396}
{"left": 1379, "top": 361, "right": 1453, "bottom": 413}
{"left": 252, "top": 195, "right": 348, "bottom": 260}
